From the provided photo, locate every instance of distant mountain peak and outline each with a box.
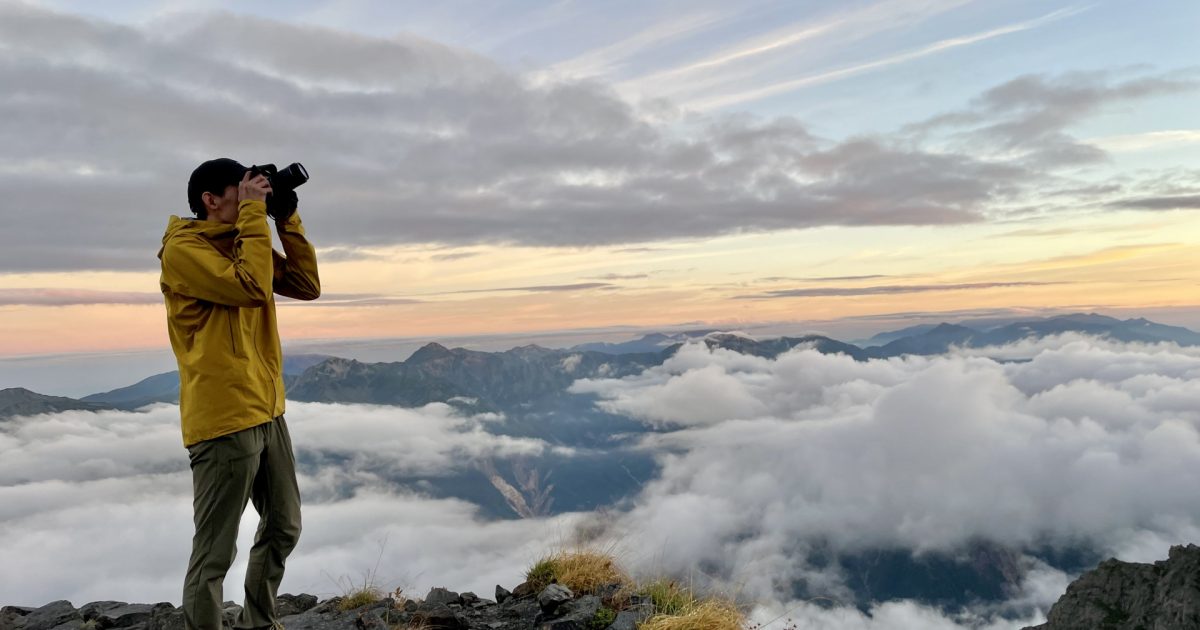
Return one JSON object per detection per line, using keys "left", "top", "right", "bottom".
{"left": 1049, "top": 312, "right": 1120, "bottom": 325}
{"left": 929, "top": 322, "right": 972, "bottom": 333}
{"left": 408, "top": 342, "right": 455, "bottom": 362}
{"left": 1, "top": 387, "right": 114, "bottom": 419}
{"left": 508, "top": 343, "right": 554, "bottom": 354}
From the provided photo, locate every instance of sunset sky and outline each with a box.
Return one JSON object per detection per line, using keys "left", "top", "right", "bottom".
{"left": 2, "top": 0, "right": 1200, "bottom": 367}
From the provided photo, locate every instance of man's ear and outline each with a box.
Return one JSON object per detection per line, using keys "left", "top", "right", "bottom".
{"left": 202, "top": 191, "right": 220, "bottom": 213}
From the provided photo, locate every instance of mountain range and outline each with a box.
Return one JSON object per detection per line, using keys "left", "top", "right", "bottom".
{"left": 7, "top": 313, "right": 1187, "bottom": 419}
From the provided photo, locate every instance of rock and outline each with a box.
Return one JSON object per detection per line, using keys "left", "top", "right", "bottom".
{"left": 22, "top": 601, "right": 81, "bottom": 630}
{"left": 147, "top": 605, "right": 183, "bottom": 630}
{"left": 422, "top": 587, "right": 460, "bottom": 608}
{"left": 1024, "top": 543, "right": 1200, "bottom": 629}
{"left": 510, "top": 582, "right": 537, "bottom": 600}
{"left": 593, "top": 583, "right": 624, "bottom": 604}
{"left": 459, "top": 592, "right": 479, "bottom": 606}
{"left": 79, "top": 602, "right": 123, "bottom": 622}
{"left": 353, "top": 609, "right": 389, "bottom": 630}
{"left": 219, "top": 604, "right": 241, "bottom": 628}
{"left": 605, "top": 602, "right": 654, "bottom": 630}
{"left": 275, "top": 594, "right": 318, "bottom": 618}
{"left": 81, "top": 603, "right": 156, "bottom": 628}
{"left": 537, "top": 584, "right": 574, "bottom": 615}
{"left": 495, "top": 585, "right": 512, "bottom": 605}
{"left": 539, "top": 595, "right": 601, "bottom": 629}
{"left": 308, "top": 598, "right": 342, "bottom": 615}
{"left": 277, "top": 601, "right": 359, "bottom": 630}
{"left": 1, "top": 606, "right": 36, "bottom": 630}
{"left": 402, "top": 600, "right": 419, "bottom": 613}
{"left": 409, "top": 603, "right": 466, "bottom": 630}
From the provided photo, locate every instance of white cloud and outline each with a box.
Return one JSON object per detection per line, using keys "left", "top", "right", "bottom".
{"left": 0, "top": 4, "right": 1190, "bottom": 272}
{"left": 0, "top": 400, "right": 573, "bottom": 606}
{"left": 6, "top": 337, "right": 1200, "bottom": 628}
{"left": 569, "top": 337, "right": 1200, "bottom": 623}
{"left": 560, "top": 353, "right": 583, "bottom": 373}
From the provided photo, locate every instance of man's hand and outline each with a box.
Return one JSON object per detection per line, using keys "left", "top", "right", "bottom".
{"left": 239, "top": 170, "right": 273, "bottom": 203}
{"left": 267, "top": 189, "right": 298, "bottom": 223}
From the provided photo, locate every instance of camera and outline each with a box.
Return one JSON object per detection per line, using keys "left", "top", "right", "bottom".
{"left": 247, "top": 162, "right": 309, "bottom": 221}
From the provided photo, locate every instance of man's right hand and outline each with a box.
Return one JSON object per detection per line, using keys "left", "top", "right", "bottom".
{"left": 239, "top": 170, "right": 273, "bottom": 203}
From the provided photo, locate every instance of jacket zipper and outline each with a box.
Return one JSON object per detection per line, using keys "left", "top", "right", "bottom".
{"left": 228, "top": 307, "right": 240, "bottom": 355}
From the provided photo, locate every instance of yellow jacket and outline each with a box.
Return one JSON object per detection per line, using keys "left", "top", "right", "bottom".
{"left": 158, "top": 199, "right": 320, "bottom": 447}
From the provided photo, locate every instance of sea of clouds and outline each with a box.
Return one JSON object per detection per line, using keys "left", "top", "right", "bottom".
{"left": 5, "top": 334, "right": 1200, "bottom": 628}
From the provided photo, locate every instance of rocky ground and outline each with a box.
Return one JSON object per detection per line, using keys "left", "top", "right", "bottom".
{"left": 0, "top": 579, "right": 655, "bottom": 630}
{"left": 1023, "top": 543, "right": 1200, "bottom": 630}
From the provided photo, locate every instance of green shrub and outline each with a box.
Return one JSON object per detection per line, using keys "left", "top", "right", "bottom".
{"left": 587, "top": 606, "right": 617, "bottom": 629}
{"left": 639, "top": 578, "right": 696, "bottom": 617}
{"left": 525, "top": 555, "right": 559, "bottom": 592}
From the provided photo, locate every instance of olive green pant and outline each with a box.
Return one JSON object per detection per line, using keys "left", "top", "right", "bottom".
{"left": 183, "top": 415, "right": 302, "bottom": 630}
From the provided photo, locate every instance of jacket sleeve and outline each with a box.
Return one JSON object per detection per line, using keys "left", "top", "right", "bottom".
{"left": 160, "top": 200, "right": 273, "bottom": 307}
{"left": 272, "top": 210, "right": 321, "bottom": 300}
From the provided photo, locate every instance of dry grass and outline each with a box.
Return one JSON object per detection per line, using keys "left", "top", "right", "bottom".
{"left": 524, "top": 542, "right": 636, "bottom": 598}
{"left": 639, "top": 597, "right": 745, "bottom": 630}
{"left": 337, "top": 584, "right": 383, "bottom": 611}
{"left": 554, "top": 547, "right": 634, "bottom": 595}
{"left": 520, "top": 544, "right": 750, "bottom": 629}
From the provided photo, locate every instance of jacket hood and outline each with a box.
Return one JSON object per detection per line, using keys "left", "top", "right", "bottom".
{"left": 158, "top": 215, "right": 238, "bottom": 260}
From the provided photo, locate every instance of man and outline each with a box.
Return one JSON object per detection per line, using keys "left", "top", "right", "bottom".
{"left": 158, "top": 158, "right": 321, "bottom": 630}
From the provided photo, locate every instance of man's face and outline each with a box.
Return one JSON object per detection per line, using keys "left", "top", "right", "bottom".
{"left": 204, "top": 184, "right": 241, "bottom": 224}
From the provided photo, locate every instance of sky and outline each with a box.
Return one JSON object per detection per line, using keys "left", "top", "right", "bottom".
{"left": 6, "top": 334, "right": 1200, "bottom": 629}
{"left": 2, "top": 0, "right": 1200, "bottom": 377}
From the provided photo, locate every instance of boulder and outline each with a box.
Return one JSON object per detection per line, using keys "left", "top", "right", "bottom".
{"left": 422, "top": 588, "right": 461, "bottom": 609}
{"left": 1, "top": 606, "right": 36, "bottom": 630}
{"left": 274, "top": 594, "right": 318, "bottom": 618}
{"left": 536, "top": 584, "right": 573, "bottom": 615}
{"left": 81, "top": 603, "right": 156, "bottom": 628}
{"left": 409, "top": 603, "right": 465, "bottom": 630}
{"left": 605, "top": 602, "right": 654, "bottom": 630}
{"left": 510, "top": 582, "right": 537, "bottom": 600}
{"left": 538, "top": 595, "right": 601, "bottom": 629}
{"left": 22, "top": 601, "right": 81, "bottom": 630}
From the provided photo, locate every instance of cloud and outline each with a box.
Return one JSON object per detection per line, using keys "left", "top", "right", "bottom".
{"left": 685, "top": 6, "right": 1087, "bottom": 111}
{"left": 1, "top": 4, "right": 1190, "bottom": 272}
{"left": 0, "top": 288, "right": 163, "bottom": 306}
{"left": 0, "top": 402, "right": 557, "bottom": 490}
{"left": 547, "top": 12, "right": 725, "bottom": 80}
{"left": 734, "top": 281, "right": 1065, "bottom": 299}
{"left": 1090, "top": 129, "right": 1200, "bottom": 153}
{"left": 0, "top": 400, "right": 577, "bottom": 606}
{"left": 277, "top": 294, "right": 424, "bottom": 306}
{"left": 430, "top": 251, "right": 481, "bottom": 262}
{"left": 585, "top": 273, "right": 650, "bottom": 280}
{"left": 567, "top": 337, "right": 1200, "bottom": 620}
{"left": 438, "top": 282, "right": 615, "bottom": 294}
{"left": 1107, "top": 195, "right": 1200, "bottom": 211}
{"left": 758, "top": 274, "right": 894, "bottom": 282}
{"left": 617, "top": 0, "right": 979, "bottom": 105}
{"left": 910, "top": 70, "right": 1199, "bottom": 168}
{"left": 8, "top": 337, "right": 1200, "bottom": 627}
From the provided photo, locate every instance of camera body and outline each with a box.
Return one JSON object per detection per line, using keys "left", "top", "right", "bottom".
{"left": 247, "top": 162, "right": 309, "bottom": 221}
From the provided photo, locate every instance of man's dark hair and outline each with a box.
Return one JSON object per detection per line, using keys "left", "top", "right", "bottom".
{"left": 187, "top": 158, "right": 246, "bottom": 219}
